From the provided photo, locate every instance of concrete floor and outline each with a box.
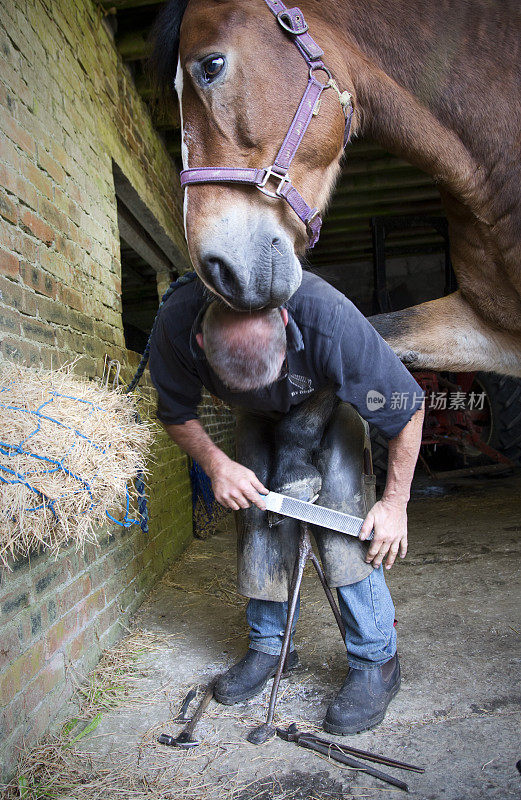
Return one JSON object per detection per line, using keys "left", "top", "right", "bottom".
{"left": 78, "top": 471, "right": 521, "bottom": 799}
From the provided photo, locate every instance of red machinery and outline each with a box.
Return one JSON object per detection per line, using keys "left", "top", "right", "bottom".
{"left": 412, "top": 370, "right": 514, "bottom": 477}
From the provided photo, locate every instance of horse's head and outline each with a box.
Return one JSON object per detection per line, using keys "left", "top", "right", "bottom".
{"left": 153, "top": 0, "right": 351, "bottom": 309}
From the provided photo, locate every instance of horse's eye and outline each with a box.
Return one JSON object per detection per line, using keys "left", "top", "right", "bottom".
{"left": 201, "top": 56, "right": 225, "bottom": 83}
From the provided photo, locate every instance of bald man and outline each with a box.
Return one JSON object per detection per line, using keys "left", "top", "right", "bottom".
{"left": 149, "top": 271, "right": 424, "bottom": 735}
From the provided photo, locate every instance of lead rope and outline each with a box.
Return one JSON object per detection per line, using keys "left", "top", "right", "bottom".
{"left": 126, "top": 271, "right": 197, "bottom": 533}
{"left": 126, "top": 271, "right": 197, "bottom": 394}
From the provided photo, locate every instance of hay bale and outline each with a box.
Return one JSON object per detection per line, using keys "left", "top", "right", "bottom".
{"left": 0, "top": 361, "right": 153, "bottom": 568}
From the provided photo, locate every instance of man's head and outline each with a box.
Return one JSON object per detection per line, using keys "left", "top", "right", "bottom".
{"left": 196, "top": 303, "right": 289, "bottom": 392}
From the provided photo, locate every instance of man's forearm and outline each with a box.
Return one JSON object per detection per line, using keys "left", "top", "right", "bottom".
{"left": 360, "top": 403, "right": 424, "bottom": 568}
{"left": 162, "top": 419, "right": 268, "bottom": 510}
{"left": 383, "top": 403, "right": 425, "bottom": 505}
{"left": 163, "top": 419, "right": 229, "bottom": 475}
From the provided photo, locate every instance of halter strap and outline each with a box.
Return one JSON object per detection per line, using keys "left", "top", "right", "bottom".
{"left": 179, "top": 0, "right": 353, "bottom": 248}
{"left": 263, "top": 1, "right": 325, "bottom": 62}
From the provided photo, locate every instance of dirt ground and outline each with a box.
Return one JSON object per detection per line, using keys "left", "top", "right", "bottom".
{"left": 31, "top": 472, "right": 521, "bottom": 799}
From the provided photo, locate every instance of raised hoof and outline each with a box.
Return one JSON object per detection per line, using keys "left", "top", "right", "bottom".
{"left": 268, "top": 474, "right": 323, "bottom": 526}
{"left": 275, "top": 474, "right": 322, "bottom": 502}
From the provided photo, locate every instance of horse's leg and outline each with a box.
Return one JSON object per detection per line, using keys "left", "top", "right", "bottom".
{"left": 370, "top": 290, "right": 521, "bottom": 377}
{"left": 270, "top": 387, "right": 339, "bottom": 500}
{"left": 370, "top": 187, "right": 521, "bottom": 377}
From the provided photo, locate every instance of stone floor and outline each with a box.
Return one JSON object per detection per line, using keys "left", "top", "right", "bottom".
{"left": 75, "top": 471, "right": 521, "bottom": 799}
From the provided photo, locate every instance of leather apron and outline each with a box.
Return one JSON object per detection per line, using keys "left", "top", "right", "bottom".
{"left": 235, "top": 396, "right": 376, "bottom": 601}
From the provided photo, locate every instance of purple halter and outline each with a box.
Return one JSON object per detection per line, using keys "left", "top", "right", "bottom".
{"left": 179, "top": 0, "right": 353, "bottom": 248}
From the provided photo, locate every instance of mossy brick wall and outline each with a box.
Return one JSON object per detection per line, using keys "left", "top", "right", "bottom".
{"left": 0, "top": 0, "right": 234, "bottom": 780}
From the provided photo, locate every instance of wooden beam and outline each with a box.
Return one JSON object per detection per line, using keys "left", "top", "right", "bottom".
{"left": 315, "top": 227, "right": 445, "bottom": 248}
{"left": 117, "top": 200, "right": 176, "bottom": 274}
{"left": 133, "top": 73, "right": 181, "bottom": 128}
{"left": 345, "top": 141, "right": 389, "bottom": 158}
{"left": 334, "top": 179, "right": 437, "bottom": 203}
{"left": 328, "top": 190, "right": 441, "bottom": 217}
{"left": 318, "top": 226, "right": 446, "bottom": 246}
{"left": 150, "top": 102, "right": 180, "bottom": 129}
{"left": 113, "top": 163, "right": 189, "bottom": 269}
{"left": 165, "top": 135, "right": 181, "bottom": 157}
{"left": 322, "top": 200, "right": 443, "bottom": 224}
{"left": 311, "top": 249, "right": 444, "bottom": 266}
{"left": 341, "top": 157, "right": 418, "bottom": 177}
{"left": 134, "top": 71, "right": 153, "bottom": 99}
{"left": 310, "top": 236, "right": 446, "bottom": 262}
{"left": 335, "top": 172, "right": 435, "bottom": 196}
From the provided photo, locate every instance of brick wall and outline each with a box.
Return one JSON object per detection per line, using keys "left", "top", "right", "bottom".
{"left": 199, "top": 390, "right": 236, "bottom": 460}
{"left": 0, "top": 447, "right": 191, "bottom": 772}
{"left": 0, "top": 0, "right": 235, "bottom": 779}
{"left": 0, "top": 0, "right": 187, "bottom": 373}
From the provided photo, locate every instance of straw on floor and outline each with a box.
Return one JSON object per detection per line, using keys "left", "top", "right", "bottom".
{"left": 0, "top": 361, "right": 153, "bottom": 567}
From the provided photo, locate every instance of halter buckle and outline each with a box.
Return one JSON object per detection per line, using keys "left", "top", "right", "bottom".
{"left": 257, "top": 166, "right": 291, "bottom": 199}
{"left": 276, "top": 10, "right": 309, "bottom": 35}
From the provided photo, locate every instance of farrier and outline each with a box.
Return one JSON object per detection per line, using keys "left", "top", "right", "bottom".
{"left": 148, "top": 270, "right": 424, "bottom": 734}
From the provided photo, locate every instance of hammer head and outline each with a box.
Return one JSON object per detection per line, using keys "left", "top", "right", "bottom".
{"left": 173, "top": 729, "right": 200, "bottom": 748}
{"left": 157, "top": 732, "right": 200, "bottom": 748}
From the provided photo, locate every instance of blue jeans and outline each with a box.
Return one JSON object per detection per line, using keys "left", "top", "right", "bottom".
{"left": 247, "top": 567, "right": 396, "bottom": 669}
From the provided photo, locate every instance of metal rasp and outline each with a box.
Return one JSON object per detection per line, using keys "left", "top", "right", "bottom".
{"left": 264, "top": 491, "right": 371, "bottom": 538}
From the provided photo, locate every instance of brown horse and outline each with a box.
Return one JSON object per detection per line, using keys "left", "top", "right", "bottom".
{"left": 152, "top": 0, "right": 521, "bottom": 377}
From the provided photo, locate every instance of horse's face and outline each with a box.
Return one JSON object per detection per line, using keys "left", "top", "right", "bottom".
{"left": 177, "top": 0, "right": 347, "bottom": 309}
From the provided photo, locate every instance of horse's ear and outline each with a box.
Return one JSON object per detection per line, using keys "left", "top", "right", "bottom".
{"left": 148, "top": 0, "right": 191, "bottom": 104}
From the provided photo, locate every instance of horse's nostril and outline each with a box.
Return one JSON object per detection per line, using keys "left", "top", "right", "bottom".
{"left": 219, "top": 263, "right": 235, "bottom": 293}
{"left": 204, "top": 257, "right": 221, "bottom": 279}
{"left": 203, "top": 256, "right": 237, "bottom": 297}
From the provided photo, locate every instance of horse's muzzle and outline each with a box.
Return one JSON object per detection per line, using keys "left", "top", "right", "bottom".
{"left": 197, "top": 217, "right": 302, "bottom": 309}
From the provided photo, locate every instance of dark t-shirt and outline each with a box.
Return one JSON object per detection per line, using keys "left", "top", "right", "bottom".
{"left": 148, "top": 272, "right": 424, "bottom": 439}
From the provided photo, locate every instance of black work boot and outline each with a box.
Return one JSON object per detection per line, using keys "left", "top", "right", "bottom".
{"left": 323, "top": 654, "right": 401, "bottom": 735}
{"left": 214, "top": 649, "right": 299, "bottom": 705}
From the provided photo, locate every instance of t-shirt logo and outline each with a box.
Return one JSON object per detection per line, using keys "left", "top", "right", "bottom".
{"left": 366, "top": 389, "right": 386, "bottom": 411}
{"left": 289, "top": 374, "right": 314, "bottom": 397}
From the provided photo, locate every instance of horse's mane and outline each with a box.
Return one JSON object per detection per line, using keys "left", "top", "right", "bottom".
{"left": 149, "top": 0, "right": 191, "bottom": 99}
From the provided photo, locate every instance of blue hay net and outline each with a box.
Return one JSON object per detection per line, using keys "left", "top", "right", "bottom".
{"left": 190, "top": 460, "right": 214, "bottom": 517}
{"left": 189, "top": 459, "right": 226, "bottom": 539}
{"left": 0, "top": 384, "right": 144, "bottom": 532}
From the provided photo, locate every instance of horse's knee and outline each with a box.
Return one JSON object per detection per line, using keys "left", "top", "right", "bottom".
{"left": 370, "top": 292, "right": 521, "bottom": 376}
{"left": 275, "top": 386, "right": 338, "bottom": 449}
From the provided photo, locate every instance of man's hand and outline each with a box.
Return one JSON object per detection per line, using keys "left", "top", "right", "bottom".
{"left": 359, "top": 498, "right": 408, "bottom": 570}
{"left": 208, "top": 456, "right": 268, "bottom": 511}
{"left": 359, "top": 403, "right": 424, "bottom": 571}
{"left": 163, "top": 420, "right": 268, "bottom": 511}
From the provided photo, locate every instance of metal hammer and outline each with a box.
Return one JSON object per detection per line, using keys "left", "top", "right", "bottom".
{"left": 158, "top": 679, "right": 217, "bottom": 748}
{"left": 172, "top": 687, "right": 197, "bottom": 723}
